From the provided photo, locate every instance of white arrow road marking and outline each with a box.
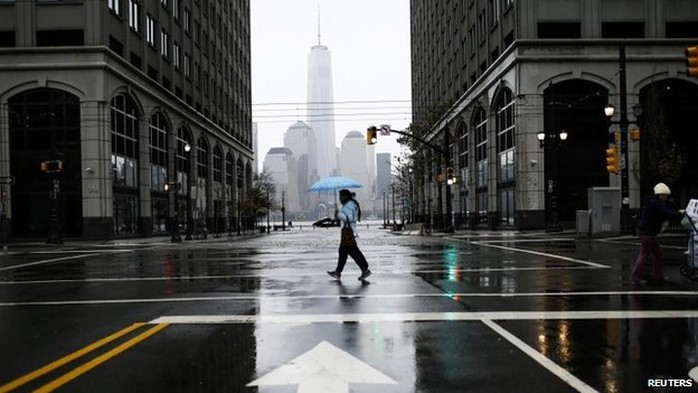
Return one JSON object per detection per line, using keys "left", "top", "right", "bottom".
{"left": 246, "top": 341, "right": 397, "bottom": 393}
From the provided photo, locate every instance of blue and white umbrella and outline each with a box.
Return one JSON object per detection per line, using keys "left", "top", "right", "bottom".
{"left": 309, "top": 176, "right": 363, "bottom": 209}
{"left": 308, "top": 176, "right": 363, "bottom": 192}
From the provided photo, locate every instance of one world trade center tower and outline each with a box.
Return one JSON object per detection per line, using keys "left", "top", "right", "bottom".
{"left": 307, "top": 25, "right": 337, "bottom": 179}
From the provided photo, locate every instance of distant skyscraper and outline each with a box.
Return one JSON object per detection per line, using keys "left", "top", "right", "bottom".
{"left": 376, "top": 153, "right": 391, "bottom": 198}
{"left": 307, "top": 22, "right": 336, "bottom": 178}
{"left": 339, "top": 131, "right": 372, "bottom": 212}
{"left": 284, "top": 121, "right": 317, "bottom": 211}
{"left": 262, "top": 148, "right": 300, "bottom": 214}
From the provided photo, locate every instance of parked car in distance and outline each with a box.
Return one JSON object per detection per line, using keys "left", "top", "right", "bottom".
{"left": 313, "top": 217, "right": 339, "bottom": 228}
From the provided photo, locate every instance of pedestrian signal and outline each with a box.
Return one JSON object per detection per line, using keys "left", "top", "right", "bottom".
{"left": 606, "top": 147, "right": 619, "bottom": 174}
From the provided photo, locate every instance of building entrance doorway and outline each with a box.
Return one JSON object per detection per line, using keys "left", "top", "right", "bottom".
{"left": 543, "top": 80, "right": 609, "bottom": 227}
{"left": 9, "top": 88, "right": 82, "bottom": 238}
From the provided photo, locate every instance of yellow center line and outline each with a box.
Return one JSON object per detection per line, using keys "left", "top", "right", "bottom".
{"left": 0, "top": 323, "right": 146, "bottom": 393}
{"left": 33, "top": 323, "right": 169, "bottom": 393}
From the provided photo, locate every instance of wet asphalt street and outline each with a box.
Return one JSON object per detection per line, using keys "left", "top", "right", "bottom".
{"left": 1, "top": 223, "right": 698, "bottom": 393}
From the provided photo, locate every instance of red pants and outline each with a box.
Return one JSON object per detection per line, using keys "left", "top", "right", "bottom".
{"left": 631, "top": 235, "right": 663, "bottom": 282}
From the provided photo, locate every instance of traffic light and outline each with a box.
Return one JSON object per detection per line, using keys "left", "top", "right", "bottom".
{"left": 446, "top": 167, "right": 457, "bottom": 185}
{"left": 606, "top": 147, "right": 619, "bottom": 174}
{"left": 366, "top": 126, "right": 377, "bottom": 145}
{"left": 686, "top": 46, "right": 698, "bottom": 77}
{"left": 40, "top": 160, "right": 63, "bottom": 173}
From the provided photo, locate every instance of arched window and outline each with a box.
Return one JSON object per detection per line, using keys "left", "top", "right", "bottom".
{"left": 9, "top": 88, "right": 82, "bottom": 237}
{"left": 149, "top": 113, "right": 169, "bottom": 233}
{"left": 225, "top": 152, "right": 234, "bottom": 187}
{"left": 111, "top": 94, "right": 140, "bottom": 235}
{"left": 495, "top": 88, "right": 515, "bottom": 182}
{"left": 197, "top": 136, "right": 209, "bottom": 179}
{"left": 472, "top": 107, "right": 488, "bottom": 215}
{"left": 196, "top": 136, "right": 210, "bottom": 222}
{"left": 494, "top": 87, "right": 516, "bottom": 226}
{"left": 149, "top": 113, "right": 169, "bottom": 191}
{"left": 457, "top": 122, "right": 469, "bottom": 216}
{"left": 213, "top": 145, "right": 223, "bottom": 183}
{"left": 176, "top": 126, "right": 191, "bottom": 196}
{"left": 175, "top": 127, "right": 192, "bottom": 225}
{"left": 236, "top": 157, "right": 244, "bottom": 189}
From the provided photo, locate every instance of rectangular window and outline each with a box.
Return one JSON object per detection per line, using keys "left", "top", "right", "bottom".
{"left": 478, "top": 11, "right": 486, "bottom": 43}
{"left": 469, "top": 26, "right": 475, "bottom": 55}
{"left": 108, "top": 0, "right": 120, "bottom": 15}
{"left": 173, "top": 42, "right": 180, "bottom": 68}
{"left": 0, "top": 31, "right": 16, "bottom": 47}
{"left": 146, "top": 15, "right": 155, "bottom": 45}
{"left": 129, "top": 0, "right": 140, "bottom": 32}
{"left": 148, "top": 65, "right": 158, "bottom": 80}
{"left": 172, "top": 0, "right": 179, "bottom": 19}
{"left": 666, "top": 22, "right": 698, "bottom": 38}
{"left": 489, "top": 0, "right": 500, "bottom": 26}
{"left": 184, "top": 8, "right": 191, "bottom": 33}
{"left": 602, "top": 22, "right": 644, "bottom": 38}
{"left": 161, "top": 29, "right": 169, "bottom": 58}
{"left": 36, "top": 30, "right": 84, "bottom": 46}
{"left": 130, "top": 52, "right": 142, "bottom": 69}
{"left": 160, "top": 0, "right": 167, "bottom": 8}
{"left": 537, "top": 22, "right": 581, "bottom": 39}
{"left": 109, "top": 35, "right": 123, "bottom": 55}
{"left": 184, "top": 53, "right": 191, "bottom": 77}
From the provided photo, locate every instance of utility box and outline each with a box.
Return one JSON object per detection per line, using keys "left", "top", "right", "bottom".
{"left": 576, "top": 210, "right": 591, "bottom": 236}
{"left": 588, "top": 187, "right": 620, "bottom": 234}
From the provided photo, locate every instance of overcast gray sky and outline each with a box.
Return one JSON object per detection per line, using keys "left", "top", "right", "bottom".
{"left": 250, "top": 0, "right": 412, "bottom": 172}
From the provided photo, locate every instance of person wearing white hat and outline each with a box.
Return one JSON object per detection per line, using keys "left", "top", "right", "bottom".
{"left": 630, "top": 182, "right": 685, "bottom": 284}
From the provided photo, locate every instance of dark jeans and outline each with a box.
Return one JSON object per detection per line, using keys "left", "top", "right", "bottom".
{"left": 335, "top": 245, "right": 369, "bottom": 273}
{"left": 631, "top": 235, "right": 663, "bottom": 281}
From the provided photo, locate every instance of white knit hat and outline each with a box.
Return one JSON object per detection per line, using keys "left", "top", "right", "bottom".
{"left": 653, "top": 182, "right": 671, "bottom": 195}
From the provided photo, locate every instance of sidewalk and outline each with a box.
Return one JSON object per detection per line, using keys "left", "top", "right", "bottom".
{"left": 392, "top": 222, "right": 579, "bottom": 239}
{"left": 0, "top": 231, "right": 266, "bottom": 254}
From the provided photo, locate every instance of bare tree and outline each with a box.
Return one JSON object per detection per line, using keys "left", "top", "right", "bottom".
{"left": 642, "top": 83, "right": 685, "bottom": 187}
{"left": 239, "top": 169, "right": 279, "bottom": 227}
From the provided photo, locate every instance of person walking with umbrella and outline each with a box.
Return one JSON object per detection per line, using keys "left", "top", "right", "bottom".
{"left": 327, "top": 189, "right": 372, "bottom": 281}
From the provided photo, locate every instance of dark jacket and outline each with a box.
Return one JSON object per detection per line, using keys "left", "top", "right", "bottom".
{"left": 638, "top": 196, "right": 684, "bottom": 236}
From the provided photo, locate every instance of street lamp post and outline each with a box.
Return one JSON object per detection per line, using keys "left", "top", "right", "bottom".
{"left": 183, "top": 142, "right": 193, "bottom": 240}
{"left": 281, "top": 191, "right": 286, "bottom": 231}
{"left": 382, "top": 191, "right": 387, "bottom": 228}
{"left": 166, "top": 181, "right": 181, "bottom": 242}
{"left": 604, "top": 45, "right": 633, "bottom": 233}
{"left": 47, "top": 178, "right": 62, "bottom": 244}
{"left": 42, "top": 159, "right": 64, "bottom": 244}
{"left": 443, "top": 132, "right": 454, "bottom": 233}
{"left": 391, "top": 184, "right": 396, "bottom": 229}
{"left": 537, "top": 129, "right": 568, "bottom": 232}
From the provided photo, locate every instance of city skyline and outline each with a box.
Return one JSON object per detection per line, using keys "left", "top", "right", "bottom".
{"left": 250, "top": 0, "right": 411, "bottom": 174}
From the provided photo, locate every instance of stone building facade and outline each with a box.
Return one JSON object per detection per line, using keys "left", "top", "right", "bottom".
{"left": 0, "top": 0, "right": 253, "bottom": 240}
{"left": 410, "top": 0, "right": 698, "bottom": 230}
